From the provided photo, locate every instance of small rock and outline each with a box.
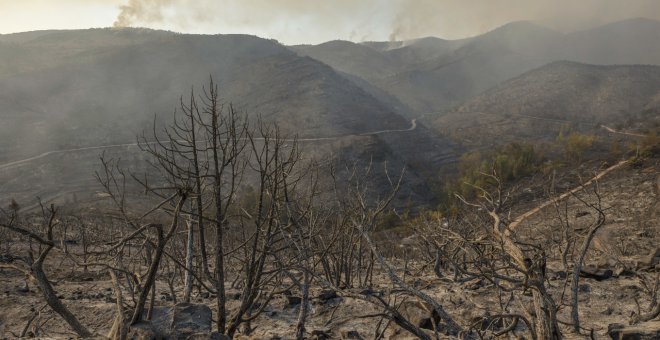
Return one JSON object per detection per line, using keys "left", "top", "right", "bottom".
{"left": 340, "top": 330, "right": 363, "bottom": 339}
{"left": 580, "top": 267, "right": 613, "bottom": 281}
{"left": 311, "top": 329, "right": 332, "bottom": 340}
{"left": 575, "top": 211, "right": 590, "bottom": 218}
{"left": 450, "top": 296, "right": 465, "bottom": 305}
{"left": 359, "top": 288, "right": 383, "bottom": 297}
{"left": 608, "top": 321, "right": 660, "bottom": 339}
{"left": 397, "top": 301, "right": 441, "bottom": 331}
{"left": 128, "top": 321, "right": 158, "bottom": 340}
{"left": 608, "top": 323, "right": 625, "bottom": 335}
{"left": 171, "top": 303, "right": 213, "bottom": 339}
{"left": 579, "top": 284, "right": 591, "bottom": 293}
{"left": 551, "top": 270, "right": 567, "bottom": 280}
{"left": 601, "top": 306, "right": 614, "bottom": 315}
{"left": 613, "top": 264, "right": 633, "bottom": 277}
{"left": 317, "top": 290, "right": 338, "bottom": 302}
{"left": 285, "top": 296, "right": 302, "bottom": 307}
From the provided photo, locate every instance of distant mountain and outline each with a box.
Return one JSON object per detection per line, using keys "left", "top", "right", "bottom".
{"left": 293, "top": 18, "right": 660, "bottom": 115}
{"left": 563, "top": 18, "right": 660, "bottom": 65}
{"left": 293, "top": 40, "right": 400, "bottom": 80}
{"left": 0, "top": 29, "right": 415, "bottom": 155}
{"left": 363, "top": 37, "right": 464, "bottom": 67}
{"left": 0, "top": 28, "right": 176, "bottom": 76}
{"left": 292, "top": 21, "right": 562, "bottom": 113}
{"left": 0, "top": 28, "right": 457, "bottom": 207}
{"left": 432, "top": 61, "right": 660, "bottom": 148}
{"left": 458, "top": 61, "right": 660, "bottom": 121}
{"left": 4, "top": 18, "right": 660, "bottom": 207}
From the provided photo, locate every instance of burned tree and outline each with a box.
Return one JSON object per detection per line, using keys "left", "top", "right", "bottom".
{"left": 0, "top": 202, "right": 93, "bottom": 338}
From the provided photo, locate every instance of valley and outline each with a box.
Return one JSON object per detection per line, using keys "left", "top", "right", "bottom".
{"left": 0, "top": 12, "right": 659, "bottom": 340}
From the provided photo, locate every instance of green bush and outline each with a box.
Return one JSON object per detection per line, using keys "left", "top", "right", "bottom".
{"left": 559, "top": 132, "right": 595, "bottom": 163}
{"left": 438, "top": 142, "right": 543, "bottom": 210}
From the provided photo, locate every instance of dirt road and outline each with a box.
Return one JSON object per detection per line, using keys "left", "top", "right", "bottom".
{"left": 0, "top": 119, "right": 418, "bottom": 171}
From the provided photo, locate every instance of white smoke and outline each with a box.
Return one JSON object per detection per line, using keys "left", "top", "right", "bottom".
{"left": 110, "top": 0, "right": 660, "bottom": 43}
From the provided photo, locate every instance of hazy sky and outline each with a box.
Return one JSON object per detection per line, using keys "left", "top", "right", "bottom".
{"left": 1, "top": 0, "right": 660, "bottom": 44}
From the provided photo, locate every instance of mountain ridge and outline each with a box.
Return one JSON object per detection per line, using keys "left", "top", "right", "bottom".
{"left": 293, "top": 17, "right": 660, "bottom": 114}
{"left": 432, "top": 60, "right": 660, "bottom": 149}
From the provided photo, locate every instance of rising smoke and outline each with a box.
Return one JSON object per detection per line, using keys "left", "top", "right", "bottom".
{"left": 111, "top": 0, "right": 660, "bottom": 43}
{"left": 114, "top": 0, "right": 174, "bottom": 28}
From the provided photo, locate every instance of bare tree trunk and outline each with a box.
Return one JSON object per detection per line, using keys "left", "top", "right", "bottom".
{"left": 31, "top": 253, "right": 93, "bottom": 338}
{"left": 147, "top": 281, "right": 156, "bottom": 321}
{"left": 214, "top": 212, "right": 227, "bottom": 334}
{"left": 212, "top": 151, "right": 229, "bottom": 335}
{"left": 131, "top": 195, "right": 187, "bottom": 324}
{"left": 487, "top": 211, "right": 560, "bottom": 340}
{"left": 131, "top": 229, "right": 164, "bottom": 324}
{"left": 433, "top": 249, "right": 444, "bottom": 279}
{"left": 532, "top": 288, "right": 560, "bottom": 340}
{"left": 187, "top": 94, "right": 214, "bottom": 284}
{"left": 108, "top": 270, "right": 128, "bottom": 340}
{"left": 571, "top": 215, "right": 605, "bottom": 333}
{"left": 2, "top": 205, "right": 93, "bottom": 338}
{"left": 183, "top": 210, "right": 195, "bottom": 303}
{"left": 295, "top": 270, "right": 310, "bottom": 340}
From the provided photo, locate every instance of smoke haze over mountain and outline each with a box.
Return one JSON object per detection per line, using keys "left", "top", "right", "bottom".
{"left": 2, "top": 0, "right": 660, "bottom": 43}
{"left": 109, "top": 0, "right": 660, "bottom": 42}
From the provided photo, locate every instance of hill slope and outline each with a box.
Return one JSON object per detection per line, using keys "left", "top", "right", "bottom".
{"left": 292, "top": 21, "right": 562, "bottom": 113}
{"left": 0, "top": 28, "right": 458, "bottom": 207}
{"left": 293, "top": 18, "right": 660, "bottom": 115}
{"left": 0, "top": 29, "right": 415, "bottom": 157}
{"left": 563, "top": 18, "right": 660, "bottom": 65}
{"left": 432, "top": 61, "right": 660, "bottom": 148}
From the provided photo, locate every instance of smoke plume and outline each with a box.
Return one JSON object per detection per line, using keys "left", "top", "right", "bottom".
{"left": 114, "top": 0, "right": 173, "bottom": 27}
{"left": 109, "top": 0, "right": 660, "bottom": 43}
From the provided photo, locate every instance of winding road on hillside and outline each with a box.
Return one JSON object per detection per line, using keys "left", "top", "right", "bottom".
{"left": 0, "top": 115, "right": 649, "bottom": 215}
{"left": 600, "top": 125, "right": 648, "bottom": 138}
{"left": 0, "top": 116, "right": 643, "bottom": 172}
{"left": 0, "top": 119, "right": 418, "bottom": 171}
{"left": 472, "top": 111, "right": 652, "bottom": 138}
